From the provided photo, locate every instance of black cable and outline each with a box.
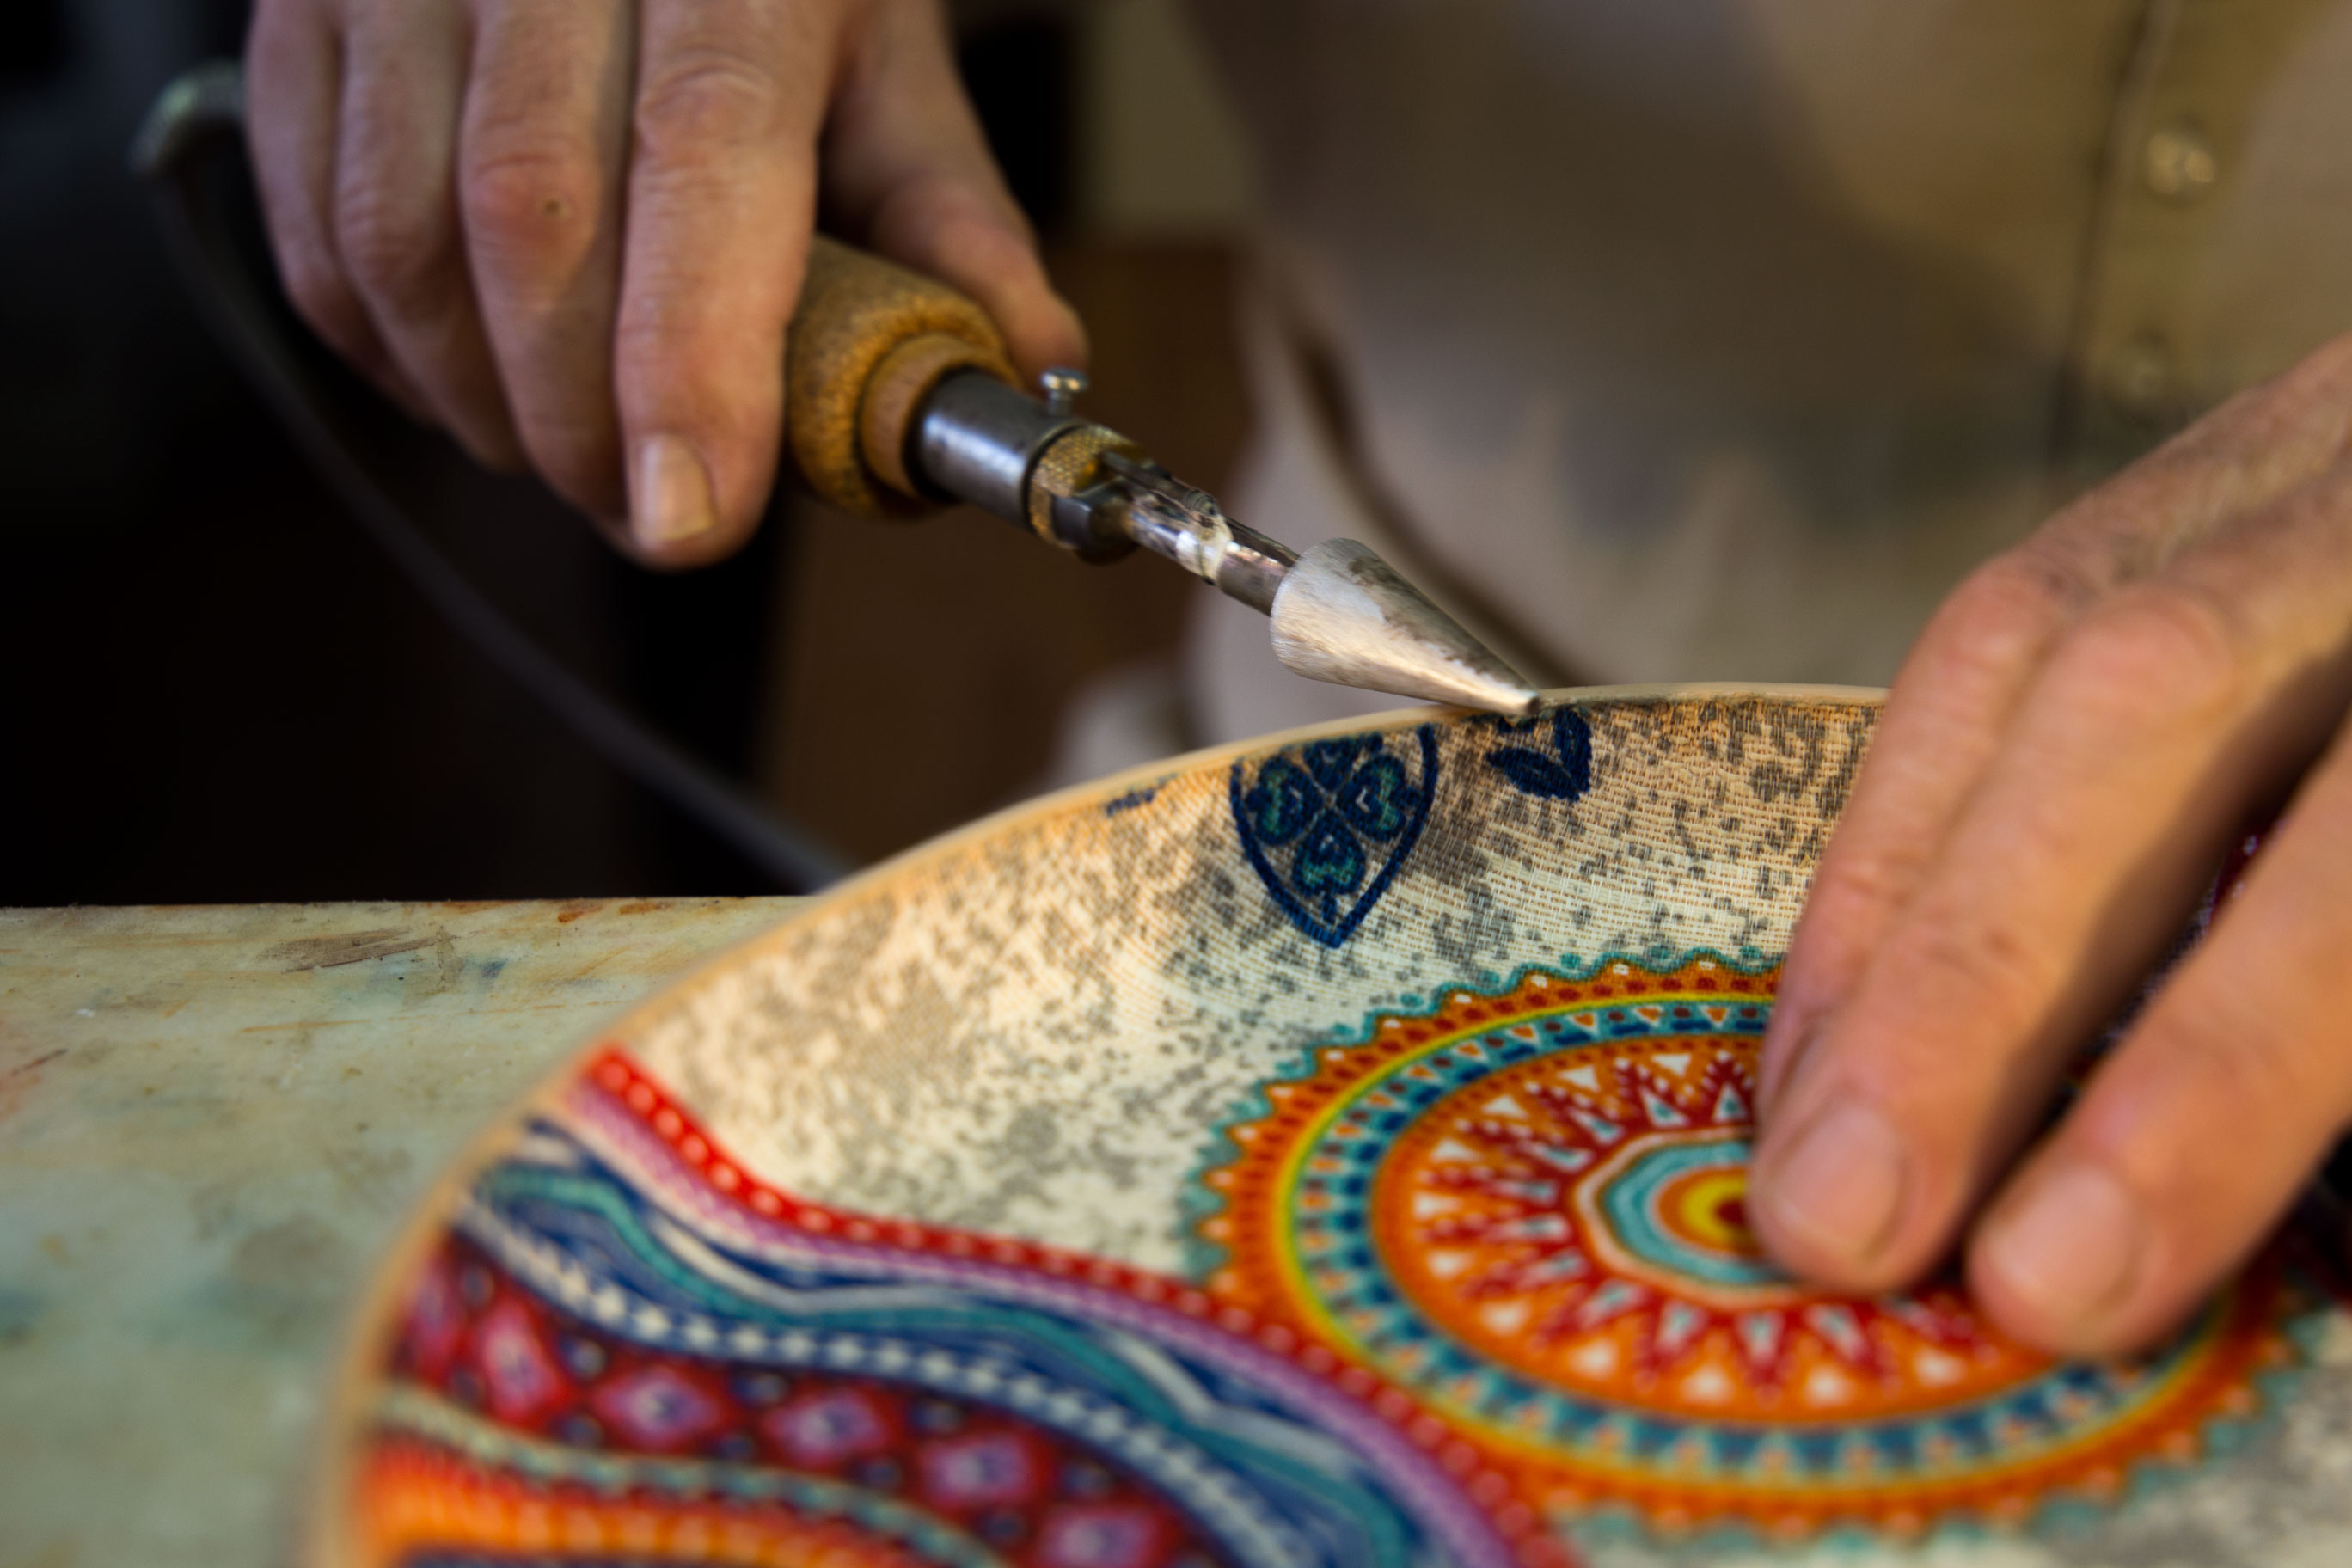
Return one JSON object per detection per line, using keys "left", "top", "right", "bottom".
{"left": 132, "top": 63, "right": 851, "bottom": 893}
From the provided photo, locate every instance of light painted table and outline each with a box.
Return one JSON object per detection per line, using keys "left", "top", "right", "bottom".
{"left": 0, "top": 898, "right": 802, "bottom": 1568}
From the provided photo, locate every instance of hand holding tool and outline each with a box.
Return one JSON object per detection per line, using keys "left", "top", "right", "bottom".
{"left": 783, "top": 238, "right": 1542, "bottom": 716}
{"left": 134, "top": 59, "right": 1536, "bottom": 720}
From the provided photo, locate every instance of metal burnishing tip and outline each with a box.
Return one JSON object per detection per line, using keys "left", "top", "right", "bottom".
{"left": 1269, "top": 539, "right": 1544, "bottom": 716}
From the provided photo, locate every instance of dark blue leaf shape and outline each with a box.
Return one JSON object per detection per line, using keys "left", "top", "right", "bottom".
{"left": 1335, "top": 754, "right": 1414, "bottom": 841}
{"left": 1485, "top": 707, "right": 1594, "bottom": 801}
{"left": 1292, "top": 813, "right": 1368, "bottom": 916}
{"left": 1242, "top": 759, "right": 1317, "bottom": 845}
{"left": 1552, "top": 708, "right": 1593, "bottom": 796}
{"left": 1228, "top": 726, "right": 1438, "bottom": 947}
{"left": 1486, "top": 749, "right": 1580, "bottom": 798}
{"left": 1302, "top": 738, "right": 1368, "bottom": 792}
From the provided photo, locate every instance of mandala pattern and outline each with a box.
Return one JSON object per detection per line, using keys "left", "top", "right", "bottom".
{"left": 350, "top": 962, "right": 2324, "bottom": 1565}
{"left": 1193, "top": 959, "right": 2305, "bottom": 1538}
{"left": 1229, "top": 727, "right": 1437, "bottom": 947}
{"left": 351, "top": 1053, "right": 1543, "bottom": 1568}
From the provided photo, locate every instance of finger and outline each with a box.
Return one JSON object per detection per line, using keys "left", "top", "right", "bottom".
{"left": 1970, "top": 727, "right": 2352, "bottom": 1353}
{"left": 243, "top": 0, "right": 428, "bottom": 415}
{"left": 1756, "top": 542, "right": 2104, "bottom": 1115}
{"left": 614, "top": 0, "right": 840, "bottom": 565}
{"left": 1751, "top": 456, "right": 2352, "bottom": 1295}
{"left": 1761, "top": 336, "right": 2352, "bottom": 1113}
{"left": 458, "top": 0, "right": 634, "bottom": 520}
{"left": 824, "top": 0, "right": 1086, "bottom": 379}
{"left": 333, "top": 0, "right": 526, "bottom": 469}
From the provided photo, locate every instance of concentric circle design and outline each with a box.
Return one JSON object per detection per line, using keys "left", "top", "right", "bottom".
{"left": 1196, "top": 958, "right": 2299, "bottom": 1535}
{"left": 1586, "top": 1131, "right": 1779, "bottom": 1294}
{"left": 1363, "top": 1033, "right": 2043, "bottom": 1421}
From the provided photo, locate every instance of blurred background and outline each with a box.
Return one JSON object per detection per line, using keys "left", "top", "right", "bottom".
{"left": 0, "top": 0, "right": 1259, "bottom": 903}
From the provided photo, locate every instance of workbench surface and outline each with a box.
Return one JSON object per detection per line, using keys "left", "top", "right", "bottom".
{"left": 0, "top": 897, "right": 803, "bottom": 1568}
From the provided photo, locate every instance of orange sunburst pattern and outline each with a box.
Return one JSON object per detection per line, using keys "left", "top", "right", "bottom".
{"left": 1192, "top": 957, "right": 2302, "bottom": 1537}
{"left": 1373, "top": 1035, "right": 2043, "bottom": 1424}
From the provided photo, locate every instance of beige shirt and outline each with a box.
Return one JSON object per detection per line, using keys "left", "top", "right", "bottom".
{"left": 1180, "top": 0, "right": 2352, "bottom": 742}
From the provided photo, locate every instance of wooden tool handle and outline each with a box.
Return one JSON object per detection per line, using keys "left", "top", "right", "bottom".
{"left": 786, "top": 236, "right": 1020, "bottom": 518}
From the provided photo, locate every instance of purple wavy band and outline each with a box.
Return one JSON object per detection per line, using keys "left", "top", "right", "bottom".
{"left": 557, "top": 1077, "right": 1520, "bottom": 1568}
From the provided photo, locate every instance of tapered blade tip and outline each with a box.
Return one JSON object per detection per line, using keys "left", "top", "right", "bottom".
{"left": 1269, "top": 539, "right": 1545, "bottom": 716}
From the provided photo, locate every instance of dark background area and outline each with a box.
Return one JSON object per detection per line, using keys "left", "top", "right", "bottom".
{"left": 0, "top": 1, "right": 1234, "bottom": 905}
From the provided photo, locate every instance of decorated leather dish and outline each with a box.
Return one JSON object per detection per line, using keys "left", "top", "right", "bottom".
{"left": 309, "top": 687, "right": 2352, "bottom": 1566}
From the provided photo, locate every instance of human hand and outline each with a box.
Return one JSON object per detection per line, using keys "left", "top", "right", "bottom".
{"left": 243, "top": 0, "right": 1084, "bottom": 565}
{"left": 1748, "top": 332, "right": 2352, "bottom": 1357}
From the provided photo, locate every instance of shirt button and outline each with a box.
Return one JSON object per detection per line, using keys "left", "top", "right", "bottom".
{"left": 2110, "top": 334, "right": 2174, "bottom": 414}
{"left": 2143, "top": 119, "right": 2220, "bottom": 202}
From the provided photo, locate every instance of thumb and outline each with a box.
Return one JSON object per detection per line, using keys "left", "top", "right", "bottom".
{"left": 820, "top": 0, "right": 1087, "bottom": 380}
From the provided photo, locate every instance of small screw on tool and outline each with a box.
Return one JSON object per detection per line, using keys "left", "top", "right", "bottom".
{"left": 1041, "top": 367, "right": 1088, "bottom": 418}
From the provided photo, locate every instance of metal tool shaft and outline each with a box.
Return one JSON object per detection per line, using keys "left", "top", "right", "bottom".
{"left": 910, "top": 370, "right": 1542, "bottom": 717}
{"left": 1101, "top": 452, "right": 1296, "bottom": 614}
{"left": 912, "top": 371, "right": 1081, "bottom": 517}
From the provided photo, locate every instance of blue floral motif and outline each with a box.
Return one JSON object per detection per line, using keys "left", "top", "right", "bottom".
{"left": 1230, "top": 727, "right": 1436, "bottom": 947}
{"left": 1485, "top": 706, "right": 1592, "bottom": 800}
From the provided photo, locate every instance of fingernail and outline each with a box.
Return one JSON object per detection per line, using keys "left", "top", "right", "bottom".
{"left": 633, "top": 434, "right": 718, "bottom": 547}
{"left": 1759, "top": 1099, "right": 1908, "bottom": 1265}
{"left": 1981, "top": 1163, "right": 2143, "bottom": 1332}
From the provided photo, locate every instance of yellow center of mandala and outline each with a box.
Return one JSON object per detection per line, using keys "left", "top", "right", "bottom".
{"left": 1659, "top": 1169, "right": 1753, "bottom": 1254}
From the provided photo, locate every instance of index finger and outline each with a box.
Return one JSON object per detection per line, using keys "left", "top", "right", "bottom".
{"left": 613, "top": 0, "right": 839, "bottom": 562}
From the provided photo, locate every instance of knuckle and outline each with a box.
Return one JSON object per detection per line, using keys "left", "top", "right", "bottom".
{"left": 634, "top": 50, "right": 784, "bottom": 156}
{"left": 1811, "top": 839, "right": 1930, "bottom": 924}
{"left": 1902, "top": 906, "right": 2052, "bottom": 1017}
{"left": 2046, "top": 582, "right": 2245, "bottom": 725}
{"left": 461, "top": 138, "right": 604, "bottom": 262}
{"left": 334, "top": 180, "right": 448, "bottom": 312}
{"left": 2144, "top": 990, "right": 2336, "bottom": 1132}
{"left": 610, "top": 304, "right": 689, "bottom": 371}
{"left": 1958, "top": 548, "right": 2100, "bottom": 634}
{"left": 1918, "top": 549, "right": 2095, "bottom": 672}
